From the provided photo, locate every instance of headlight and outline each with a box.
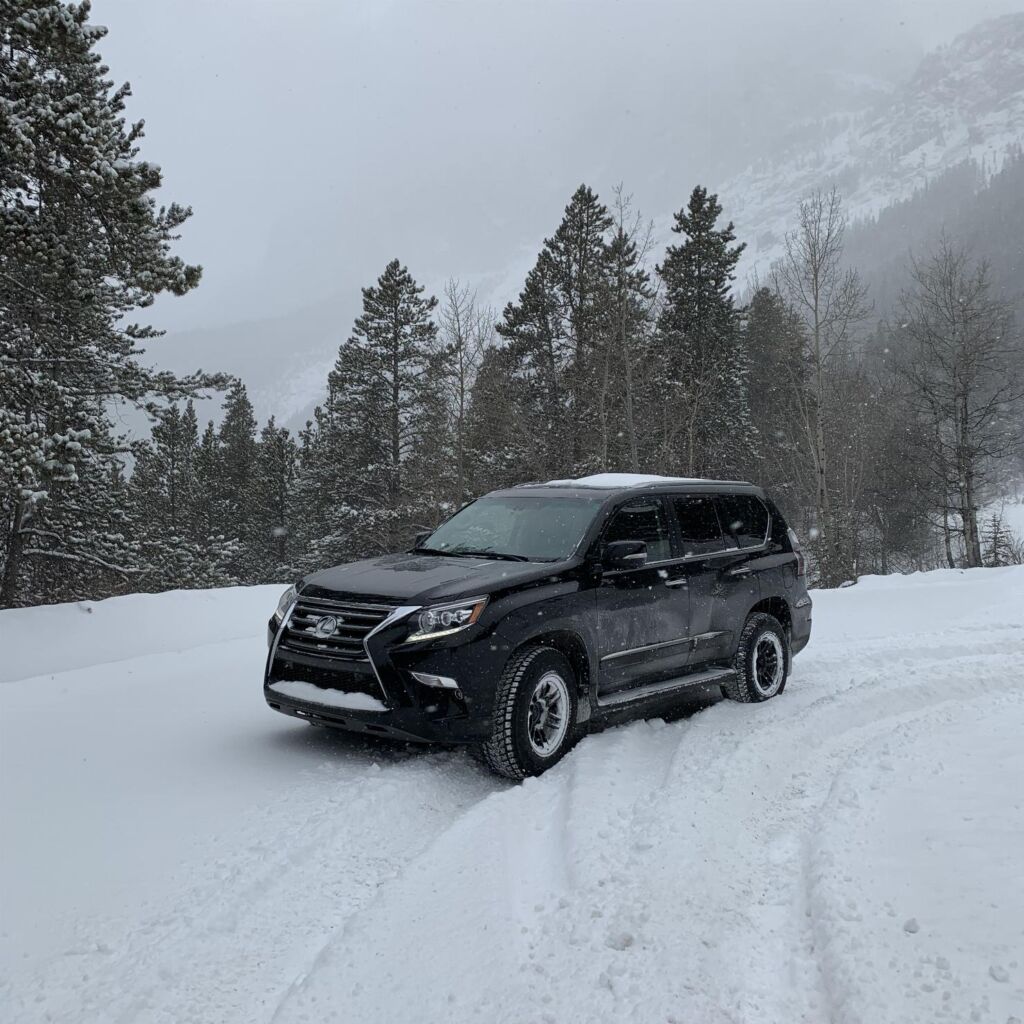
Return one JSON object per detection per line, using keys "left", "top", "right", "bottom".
{"left": 405, "top": 596, "right": 488, "bottom": 643}
{"left": 272, "top": 584, "right": 298, "bottom": 625}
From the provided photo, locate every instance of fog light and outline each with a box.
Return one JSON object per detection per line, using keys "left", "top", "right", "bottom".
{"left": 411, "top": 671, "right": 459, "bottom": 690}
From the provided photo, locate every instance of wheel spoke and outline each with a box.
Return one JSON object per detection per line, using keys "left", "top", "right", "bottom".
{"left": 526, "top": 671, "right": 570, "bottom": 757}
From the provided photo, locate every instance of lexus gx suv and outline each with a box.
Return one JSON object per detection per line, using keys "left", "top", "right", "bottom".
{"left": 264, "top": 474, "right": 812, "bottom": 779}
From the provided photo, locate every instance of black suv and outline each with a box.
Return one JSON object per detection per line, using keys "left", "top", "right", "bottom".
{"left": 264, "top": 474, "right": 812, "bottom": 779}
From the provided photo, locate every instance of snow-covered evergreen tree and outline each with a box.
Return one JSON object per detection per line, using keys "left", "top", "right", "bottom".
{"left": 128, "top": 403, "right": 237, "bottom": 590}
{"left": 497, "top": 184, "right": 612, "bottom": 477}
{"left": 294, "top": 260, "right": 440, "bottom": 563}
{"left": 252, "top": 417, "right": 297, "bottom": 578}
{"left": 656, "top": 186, "right": 753, "bottom": 477}
{"left": 0, "top": 1, "right": 218, "bottom": 605}
{"left": 214, "top": 381, "right": 259, "bottom": 578}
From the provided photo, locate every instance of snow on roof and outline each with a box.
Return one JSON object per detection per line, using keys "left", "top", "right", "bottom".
{"left": 544, "top": 473, "right": 717, "bottom": 489}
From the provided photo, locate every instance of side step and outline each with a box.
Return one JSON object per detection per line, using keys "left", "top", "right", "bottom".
{"left": 597, "top": 667, "right": 735, "bottom": 708}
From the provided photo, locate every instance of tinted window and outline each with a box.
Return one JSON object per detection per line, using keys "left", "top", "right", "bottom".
{"left": 673, "top": 495, "right": 726, "bottom": 556}
{"left": 715, "top": 494, "right": 770, "bottom": 549}
{"left": 604, "top": 499, "right": 672, "bottom": 562}
{"left": 423, "top": 495, "right": 603, "bottom": 561}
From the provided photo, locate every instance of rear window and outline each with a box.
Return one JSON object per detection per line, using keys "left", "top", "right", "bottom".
{"left": 672, "top": 495, "right": 727, "bottom": 556}
{"left": 715, "top": 494, "right": 770, "bottom": 549}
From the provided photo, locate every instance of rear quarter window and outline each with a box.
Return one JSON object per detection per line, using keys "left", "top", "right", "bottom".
{"left": 715, "top": 494, "right": 770, "bottom": 549}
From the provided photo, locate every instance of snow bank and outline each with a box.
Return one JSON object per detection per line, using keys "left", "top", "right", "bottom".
{"left": 0, "top": 584, "right": 284, "bottom": 684}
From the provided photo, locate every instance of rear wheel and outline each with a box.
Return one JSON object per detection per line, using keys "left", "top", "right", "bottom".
{"left": 723, "top": 612, "right": 789, "bottom": 703}
{"left": 478, "top": 646, "right": 578, "bottom": 780}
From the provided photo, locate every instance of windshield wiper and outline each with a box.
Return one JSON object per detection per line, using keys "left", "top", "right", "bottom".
{"left": 446, "top": 547, "right": 531, "bottom": 562}
{"left": 412, "top": 546, "right": 453, "bottom": 556}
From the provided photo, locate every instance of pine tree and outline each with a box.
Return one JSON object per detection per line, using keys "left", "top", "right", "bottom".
{"left": 215, "top": 380, "right": 259, "bottom": 579}
{"left": 252, "top": 417, "right": 297, "bottom": 577}
{"left": 656, "top": 186, "right": 752, "bottom": 476}
{"left": 0, "top": 2, "right": 219, "bottom": 605}
{"left": 743, "top": 287, "right": 806, "bottom": 490}
{"left": 464, "top": 345, "right": 534, "bottom": 494}
{"left": 302, "top": 259, "right": 440, "bottom": 561}
{"left": 17, "top": 430, "right": 140, "bottom": 602}
{"left": 128, "top": 403, "right": 237, "bottom": 589}
{"left": 596, "top": 187, "right": 657, "bottom": 472}
{"left": 497, "top": 185, "right": 612, "bottom": 477}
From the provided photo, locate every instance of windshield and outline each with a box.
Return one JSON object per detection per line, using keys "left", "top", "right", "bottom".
{"left": 419, "top": 495, "right": 603, "bottom": 562}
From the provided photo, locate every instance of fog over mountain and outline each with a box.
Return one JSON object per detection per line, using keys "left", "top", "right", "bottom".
{"left": 91, "top": 0, "right": 1022, "bottom": 426}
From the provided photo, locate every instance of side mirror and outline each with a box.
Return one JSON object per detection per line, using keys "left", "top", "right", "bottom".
{"left": 413, "top": 529, "right": 432, "bottom": 549}
{"left": 604, "top": 539, "right": 647, "bottom": 570}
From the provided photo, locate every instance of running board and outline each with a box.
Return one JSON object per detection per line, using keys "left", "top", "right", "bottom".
{"left": 597, "top": 667, "right": 735, "bottom": 708}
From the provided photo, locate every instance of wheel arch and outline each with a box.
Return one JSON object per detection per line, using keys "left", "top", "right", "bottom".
{"left": 747, "top": 595, "right": 792, "bottom": 638}
{"left": 511, "top": 628, "right": 593, "bottom": 722}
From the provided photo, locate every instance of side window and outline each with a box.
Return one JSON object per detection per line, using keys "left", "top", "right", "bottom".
{"left": 604, "top": 499, "right": 672, "bottom": 562}
{"left": 715, "top": 494, "right": 770, "bottom": 549}
{"left": 673, "top": 495, "right": 726, "bottom": 556}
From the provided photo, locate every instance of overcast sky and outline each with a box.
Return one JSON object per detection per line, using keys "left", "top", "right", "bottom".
{"left": 92, "top": 0, "right": 1017, "bottom": 342}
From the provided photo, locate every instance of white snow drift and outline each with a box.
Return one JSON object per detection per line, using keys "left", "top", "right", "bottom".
{"left": 2, "top": 568, "right": 1023, "bottom": 1023}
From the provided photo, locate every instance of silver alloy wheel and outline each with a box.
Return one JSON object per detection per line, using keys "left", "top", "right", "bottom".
{"left": 752, "top": 632, "right": 785, "bottom": 697}
{"left": 527, "top": 670, "right": 570, "bottom": 757}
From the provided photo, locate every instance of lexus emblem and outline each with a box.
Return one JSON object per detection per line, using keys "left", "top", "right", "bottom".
{"left": 314, "top": 614, "right": 342, "bottom": 638}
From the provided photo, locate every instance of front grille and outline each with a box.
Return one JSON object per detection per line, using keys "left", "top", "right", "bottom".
{"left": 279, "top": 595, "right": 396, "bottom": 661}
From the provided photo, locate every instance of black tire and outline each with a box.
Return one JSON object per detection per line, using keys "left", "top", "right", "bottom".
{"left": 722, "top": 612, "right": 790, "bottom": 703}
{"left": 478, "top": 645, "right": 579, "bottom": 781}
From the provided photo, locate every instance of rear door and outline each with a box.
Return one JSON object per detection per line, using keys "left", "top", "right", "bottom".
{"left": 594, "top": 495, "right": 692, "bottom": 696}
{"left": 710, "top": 491, "right": 769, "bottom": 653}
{"left": 668, "top": 493, "right": 733, "bottom": 666}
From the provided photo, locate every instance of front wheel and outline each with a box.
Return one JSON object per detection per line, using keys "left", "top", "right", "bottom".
{"left": 722, "top": 612, "right": 790, "bottom": 703}
{"left": 478, "top": 646, "right": 579, "bottom": 780}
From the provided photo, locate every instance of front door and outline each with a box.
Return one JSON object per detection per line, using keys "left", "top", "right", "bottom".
{"left": 594, "top": 496, "right": 691, "bottom": 696}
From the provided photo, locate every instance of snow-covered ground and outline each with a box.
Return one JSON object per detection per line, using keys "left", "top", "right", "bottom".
{"left": 2, "top": 569, "right": 1023, "bottom": 1024}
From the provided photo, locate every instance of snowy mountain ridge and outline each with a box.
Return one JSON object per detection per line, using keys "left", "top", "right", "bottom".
{"left": 152, "top": 15, "right": 1024, "bottom": 430}
{"left": 717, "top": 13, "right": 1024, "bottom": 285}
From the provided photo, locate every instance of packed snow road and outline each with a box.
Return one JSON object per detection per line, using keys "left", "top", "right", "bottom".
{"left": 2, "top": 569, "right": 1023, "bottom": 1024}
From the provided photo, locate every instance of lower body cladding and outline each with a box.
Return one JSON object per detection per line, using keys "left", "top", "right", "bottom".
{"left": 264, "top": 621, "right": 512, "bottom": 745}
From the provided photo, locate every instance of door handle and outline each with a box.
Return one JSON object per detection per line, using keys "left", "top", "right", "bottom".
{"left": 727, "top": 565, "right": 753, "bottom": 577}
{"left": 664, "top": 578, "right": 688, "bottom": 588}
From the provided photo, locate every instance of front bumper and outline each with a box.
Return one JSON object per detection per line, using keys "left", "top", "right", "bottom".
{"left": 264, "top": 609, "right": 513, "bottom": 745}
{"left": 265, "top": 685, "right": 489, "bottom": 743}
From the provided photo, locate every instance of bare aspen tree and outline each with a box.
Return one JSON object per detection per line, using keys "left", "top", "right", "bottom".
{"left": 893, "top": 240, "right": 1023, "bottom": 568}
{"left": 773, "top": 188, "right": 869, "bottom": 586}
{"left": 438, "top": 280, "right": 493, "bottom": 506}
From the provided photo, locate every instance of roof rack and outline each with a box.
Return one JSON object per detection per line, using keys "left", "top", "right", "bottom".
{"left": 536, "top": 473, "right": 753, "bottom": 490}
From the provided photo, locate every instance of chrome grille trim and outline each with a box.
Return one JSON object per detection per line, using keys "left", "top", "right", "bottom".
{"left": 280, "top": 596, "right": 398, "bottom": 661}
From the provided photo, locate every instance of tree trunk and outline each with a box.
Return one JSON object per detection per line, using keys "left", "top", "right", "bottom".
{"left": 1, "top": 499, "right": 27, "bottom": 607}
{"left": 941, "top": 504, "right": 956, "bottom": 568}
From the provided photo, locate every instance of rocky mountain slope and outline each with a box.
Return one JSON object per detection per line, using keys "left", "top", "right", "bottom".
{"left": 719, "top": 12, "right": 1024, "bottom": 286}
{"left": 151, "top": 15, "right": 1024, "bottom": 430}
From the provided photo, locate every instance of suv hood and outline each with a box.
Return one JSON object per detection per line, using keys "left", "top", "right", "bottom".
{"left": 301, "top": 552, "right": 564, "bottom": 605}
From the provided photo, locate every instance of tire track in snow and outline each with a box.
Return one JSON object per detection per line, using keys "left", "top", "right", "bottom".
{"left": 270, "top": 613, "right": 1024, "bottom": 1024}
{"left": 6, "top": 748, "right": 497, "bottom": 1024}
{"left": 802, "top": 691, "right": 1024, "bottom": 1024}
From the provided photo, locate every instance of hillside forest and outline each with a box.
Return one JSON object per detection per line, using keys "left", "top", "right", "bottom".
{"left": 2, "top": 3, "right": 1023, "bottom": 608}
